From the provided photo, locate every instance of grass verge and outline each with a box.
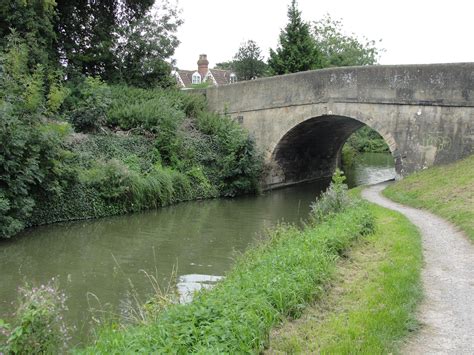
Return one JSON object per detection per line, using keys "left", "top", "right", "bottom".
{"left": 383, "top": 154, "right": 474, "bottom": 240}
{"left": 78, "top": 200, "right": 374, "bottom": 353}
{"left": 266, "top": 196, "right": 423, "bottom": 353}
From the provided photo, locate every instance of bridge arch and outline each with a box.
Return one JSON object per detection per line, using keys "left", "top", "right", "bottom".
{"left": 267, "top": 113, "right": 401, "bottom": 189}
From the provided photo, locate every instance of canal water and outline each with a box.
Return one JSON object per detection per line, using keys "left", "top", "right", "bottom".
{"left": 0, "top": 152, "right": 395, "bottom": 345}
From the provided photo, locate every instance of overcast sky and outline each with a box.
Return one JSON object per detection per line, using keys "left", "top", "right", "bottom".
{"left": 172, "top": 0, "right": 474, "bottom": 70}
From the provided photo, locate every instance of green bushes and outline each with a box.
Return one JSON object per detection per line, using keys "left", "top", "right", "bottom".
{"left": 107, "top": 85, "right": 185, "bottom": 132}
{"left": 310, "top": 169, "right": 352, "bottom": 223}
{"left": 106, "top": 85, "right": 262, "bottom": 196}
{"left": 345, "top": 126, "right": 390, "bottom": 153}
{"left": 1, "top": 43, "right": 262, "bottom": 238}
{"left": 0, "top": 35, "right": 71, "bottom": 238}
{"left": 0, "top": 278, "right": 69, "bottom": 354}
{"left": 67, "top": 77, "right": 111, "bottom": 132}
{"left": 81, "top": 179, "right": 374, "bottom": 353}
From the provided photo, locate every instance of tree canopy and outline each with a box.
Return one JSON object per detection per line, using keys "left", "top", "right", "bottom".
{"left": 113, "top": 3, "right": 183, "bottom": 88}
{"left": 54, "top": 0, "right": 155, "bottom": 80}
{"left": 0, "top": 0, "right": 182, "bottom": 88}
{"left": 313, "top": 14, "right": 382, "bottom": 67}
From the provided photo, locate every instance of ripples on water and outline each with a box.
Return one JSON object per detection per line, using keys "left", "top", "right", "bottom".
{"left": 0, "top": 152, "right": 395, "bottom": 345}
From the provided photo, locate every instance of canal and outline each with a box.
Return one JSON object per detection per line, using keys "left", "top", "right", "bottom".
{"left": 0, "top": 152, "right": 395, "bottom": 345}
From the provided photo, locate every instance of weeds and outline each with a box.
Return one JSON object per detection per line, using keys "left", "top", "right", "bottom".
{"left": 310, "top": 169, "right": 352, "bottom": 223}
{"left": 0, "top": 278, "right": 70, "bottom": 354}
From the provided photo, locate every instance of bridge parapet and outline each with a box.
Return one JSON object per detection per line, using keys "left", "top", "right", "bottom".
{"left": 206, "top": 63, "right": 474, "bottom": 115}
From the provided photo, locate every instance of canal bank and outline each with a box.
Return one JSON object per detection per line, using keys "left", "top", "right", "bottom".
{"left": 0, "top": 153, "right": 395, "bottom": 347}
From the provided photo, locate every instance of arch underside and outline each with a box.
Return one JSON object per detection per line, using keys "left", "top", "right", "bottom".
{"left": 270, "top": 115, "right": 377, "bottom": 187}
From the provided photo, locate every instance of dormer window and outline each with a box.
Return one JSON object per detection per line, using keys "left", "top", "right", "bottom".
{"left": 230, "top": 73, "right": 237, "bottom": 83}
{"left": 192, "top": 72, "right": 201, "bottom": 84}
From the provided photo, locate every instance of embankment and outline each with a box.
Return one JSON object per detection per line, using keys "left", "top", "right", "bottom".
{"left": 383, "top": 154, "right": 474, "bottom": 240}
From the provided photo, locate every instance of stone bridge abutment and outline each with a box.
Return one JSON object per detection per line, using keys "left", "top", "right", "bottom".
{"left": 204, "top": 63, "right": 474, "bottom": 189}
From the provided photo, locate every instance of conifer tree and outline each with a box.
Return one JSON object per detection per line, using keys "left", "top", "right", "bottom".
{"left": 268, "top": 0, "right": 322, "bottom": 75}
{"left": 233, "top": 40, "right": 267, "bottom": 80}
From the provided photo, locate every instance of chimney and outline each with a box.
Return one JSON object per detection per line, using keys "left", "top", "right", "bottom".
{"left": 197, "top": 54, "right": 209, "bottom": 77}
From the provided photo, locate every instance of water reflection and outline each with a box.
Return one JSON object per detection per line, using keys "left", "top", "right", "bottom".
{"left": 344, "top": 152, "right": 396, "bottom": 186}
{"left": 177, "top": 274, "right": 224, "bottom": 304}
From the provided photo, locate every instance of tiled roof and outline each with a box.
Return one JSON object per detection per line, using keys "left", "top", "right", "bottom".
{"left": 175, "top": 68, "right": 235, "bottom": 88}
{"left": 176, "top": 70, "right": 194, "bottom": 87}
{"left": 209, "top": 69, "right": 233, "bottom": 86}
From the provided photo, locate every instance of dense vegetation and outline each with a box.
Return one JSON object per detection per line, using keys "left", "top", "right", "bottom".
{"left": 384, "top": 154, "right": 474, "bottom": 240}
{"left": 0, "top": 52, "right": 262, "bottom": 238}
{"left": 0, "top": 1, "right": 262, "bottom": 239}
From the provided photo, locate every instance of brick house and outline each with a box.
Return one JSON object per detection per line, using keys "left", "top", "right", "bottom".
{"left": 174, "top": 54, "right": 237, "bottom": 88}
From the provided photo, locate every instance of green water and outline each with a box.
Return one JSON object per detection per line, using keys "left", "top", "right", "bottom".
{"left": 0, "top": 153, "right": 394, "bottom": 345}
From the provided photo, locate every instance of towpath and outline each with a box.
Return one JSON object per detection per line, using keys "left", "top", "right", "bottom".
{"left": 362, "top": 183, "right": 474, "bottom": 354}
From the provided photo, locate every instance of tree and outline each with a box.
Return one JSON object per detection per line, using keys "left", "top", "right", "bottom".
{"left": 268, "top": 0, "right": 322, "bottom": 75}
{"left": 313, "top": 14, "right": 382, "bottom": 67}
{"left": 214, "top": 61, "right": 235, "bottom": 71}
{"left": 0, "top": 0, "right": 58, "bottom": 69}
{"left": 113, "top": 3, "right": 183, "bottom": 88}
{"left": 53, "top": 0, "right": 160, "bottom": 80}
{"left": 232, "top": 40, "right": 267, "bottom": 80}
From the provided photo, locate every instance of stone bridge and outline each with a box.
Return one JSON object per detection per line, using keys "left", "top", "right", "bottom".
{"left": 204, "top": 63, "right": 474, "bottom": 189}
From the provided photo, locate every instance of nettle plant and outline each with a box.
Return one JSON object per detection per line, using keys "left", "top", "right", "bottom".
{"left": 310, "top": 169, "right": 352, "bottom": 223}
{"left": 0, "top": 278, "right": 70, "bottom": 354}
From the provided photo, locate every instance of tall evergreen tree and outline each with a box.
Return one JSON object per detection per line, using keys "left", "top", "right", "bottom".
{"left": 233, "top": 40, "right": 267, "bottom": 80}
{"left": 268, "top": 0, "right": 322, "bottom": 75}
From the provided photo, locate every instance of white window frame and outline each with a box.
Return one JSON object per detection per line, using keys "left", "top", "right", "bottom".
{"left": 192, "top": 72, "right": 201, "bottom": 84}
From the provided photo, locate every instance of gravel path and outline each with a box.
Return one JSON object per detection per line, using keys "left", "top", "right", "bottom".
{"left": 362, "top": 183, "right": 474, "bottom": 354}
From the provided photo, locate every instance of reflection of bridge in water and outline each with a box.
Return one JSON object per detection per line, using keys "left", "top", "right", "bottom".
{"left": 204, "top": 63, "right": 474, "bottom": 189}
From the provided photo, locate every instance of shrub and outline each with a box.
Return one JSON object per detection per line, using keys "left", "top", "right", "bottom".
{"left": 0, "top": 38, "right": 72, "bottom": 238}
{"left": 107, "top": 85, "right": 185, "bottom": 131}
{"left": 79, "top": 159, "right": 132, "bottom": 201}
{"left": 66, "top": 134, "right": 158, "bottom": 173}
{"left": 341, "top": 144, "right": 357, "bottom": 167}
{"left": 345, "top": 126, "right": 389, "bottom": 153}
{"left": 310, "top": 169, "right": 352, "bottom": 223}
{"left": 196, "top": 112, "right": 263, "bottom": 196}
{"left": 178, "top": 92, "right": 207, "bottom": 118}
{"left": 0, "top": 278, "right": 69, "bottom": 354}
{"left": 68, "top": 77, "right": 111, "bottom": 133}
